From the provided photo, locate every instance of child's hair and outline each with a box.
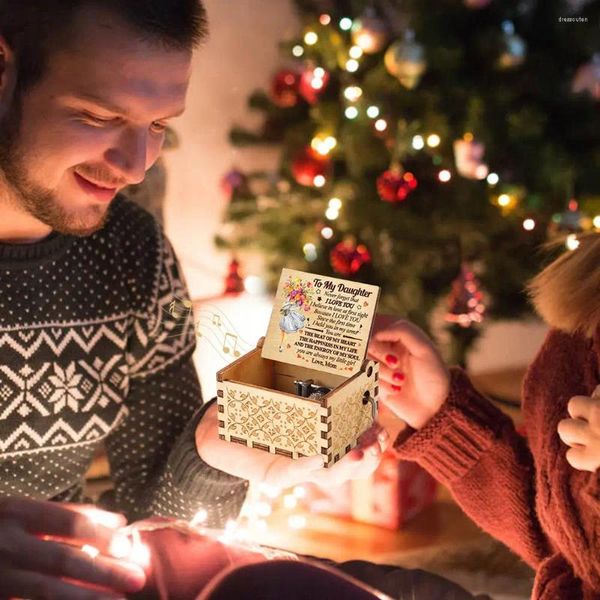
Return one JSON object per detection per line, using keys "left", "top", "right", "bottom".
{"left": 528, "top": 233, "right": 600, "bottom": 338}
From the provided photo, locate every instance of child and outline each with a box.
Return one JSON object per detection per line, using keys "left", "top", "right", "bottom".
{"left": 369, "top": 233, "right": 600, "bottom": 600}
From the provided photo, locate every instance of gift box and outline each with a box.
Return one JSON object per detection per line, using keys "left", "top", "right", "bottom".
{"left": 217, "top": 269, "right": 381, "bottom": 467}
{"left": 302, "top": 450, "right": 437, "bottom": 530}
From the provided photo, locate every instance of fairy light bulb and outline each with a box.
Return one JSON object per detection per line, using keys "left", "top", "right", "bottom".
{"left": 498, "top": 194, "right": 511, "bottom": 207}
{"left": 345, "top": 59, "right": 359, "bottom": 72}
{"left": 326, "top": 207, "right": 339, "bottom": 220}
{"left": 374, "top": 119, "right": 387, "bottom": 132}
{"left": 487, "top": 172, "right": 499, "bottom": 185}
{"left": 288, "top": 514, "right": 307, "bottom": 529}
{"left": 345, "top": 106, "right": 359, "bottom": 119}
{"left": 293, "top": 486, "right": 307, "bottom": 499}
{"left": 292, "top": 45, "right": 304, "bottom": 57}
{"left": 475, "top": 164, "right": 489, "bottom": 179}
{"left": 313, "top": 175, "right": 326, "bottom": 187}
{"left": 344, "top": 85, "right": 363, "bottom": 101}
{"left": 566, "top": 234, "right": 580, "bottom": 251}
{"left": 304, "top": 31, "right": 318, "bottom": 45}
{"left": 349, "top": 45, "right": 364, "bottom": 59}
{"left": 303, "top": 243, "right": 318, "bottom": 261}
{"left": 366, "top": 105, "right": 380, "bottom": 118}
{"left": 426, "top": 134, "right": 441, "bottom": 147}
{"left": 190, "top": 508, "right": 208, "bottom": 526}
{"left": 339, "top": 17, "right": 353, "bottom": 31}
{"left": 319, "top": 14, "right": 331, "bottom": 25}
{"left": 283, "top": 494, "right": 298, "bottom": 509}
{"left": 412, "top": 135, "right": 425, "bottom": 150}
{"left": 321, "top": 226, "right": 334, "bottom": 239}
{"left": 438, "top": 169, "right": 451, "bottom": 182}
{"left": 328, "top": 197, "right": 343, "bottom": 210}
{"left": 81, "top": 545, "right": 100, "bottom": 559}
{"left": 523, "top": 218, "right": 535, "bottom": 231}
{"left": 593, "top": 215, "right": 600, "bottom": 229}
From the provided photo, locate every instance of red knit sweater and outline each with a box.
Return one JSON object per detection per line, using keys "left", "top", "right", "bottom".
{"left": 394, "top": 328, "right": 600, "bottom": 599}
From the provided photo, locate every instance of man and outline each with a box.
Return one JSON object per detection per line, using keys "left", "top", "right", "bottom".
{"left": 0, "top": 1, "right": 387, "bottom": 597}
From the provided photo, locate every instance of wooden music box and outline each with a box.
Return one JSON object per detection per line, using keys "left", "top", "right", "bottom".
{"left": 216, "top": 269, "right": 380, "bottom": 467}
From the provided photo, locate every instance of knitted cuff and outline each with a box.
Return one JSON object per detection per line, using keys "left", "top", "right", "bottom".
{"left": 168, "top": 398, "right": 249, "bottom": 502}
{"left": 393, "top": 367, "right": 514, "bottom": 485}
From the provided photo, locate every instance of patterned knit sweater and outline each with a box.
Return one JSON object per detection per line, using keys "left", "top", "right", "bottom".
{"left": 394, "top": 328, "right": 600, "bottom": 599}
{"left": 0, "top": 196, "right": 248, "bottom": 525}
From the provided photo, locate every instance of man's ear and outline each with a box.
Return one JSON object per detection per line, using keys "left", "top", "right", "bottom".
{"left": 0, "top": 35, "right": 17, "bottom": 115}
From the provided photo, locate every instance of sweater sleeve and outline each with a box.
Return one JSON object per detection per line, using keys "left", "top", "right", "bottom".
{"left": 393, "top": 367, "right": 551, "bottom": 568}
{"left": 104, "top": 229, "right": 248, "bottom": 526}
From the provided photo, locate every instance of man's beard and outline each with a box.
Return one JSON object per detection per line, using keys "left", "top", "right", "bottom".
{"left": 0, "top": 93, "right": 110, "bottom": 238}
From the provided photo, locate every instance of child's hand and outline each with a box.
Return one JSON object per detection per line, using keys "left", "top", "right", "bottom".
{"left": 557, "top": 385, "right": 600, "bottom": 472}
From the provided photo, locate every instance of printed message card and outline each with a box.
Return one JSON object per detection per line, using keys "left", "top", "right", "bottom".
{"left": 261, "top": 269, "right": 380, "bottom": 376}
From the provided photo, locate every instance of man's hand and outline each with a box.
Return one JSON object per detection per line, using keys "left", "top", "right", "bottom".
{"left": 558, "top": 385, "right": 600, "bottom": 472}
{"left": 368, "top": 318, "right": 451, "bottom": 430}
{"left": 195, "top": 403, "right": 389, "bottom": 489}
{"left": 0, "top": 497, "right": 146, "bottom": 600}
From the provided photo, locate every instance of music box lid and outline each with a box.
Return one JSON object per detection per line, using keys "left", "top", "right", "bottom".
{"left": 261, "top": 269, "right": 380, "bottom": 376}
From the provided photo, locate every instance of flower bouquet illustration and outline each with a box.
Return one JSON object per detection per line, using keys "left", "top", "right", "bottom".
{"left": 278, "top": 276, "right": 315, "bottom": 351}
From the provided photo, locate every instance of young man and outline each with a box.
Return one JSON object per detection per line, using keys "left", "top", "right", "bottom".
{"left": 0, "top": 2, "right": 387, "bottom": 597}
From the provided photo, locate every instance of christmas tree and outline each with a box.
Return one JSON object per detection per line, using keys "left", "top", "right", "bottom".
{"left": 217, "top": 0, "right": 600, "bottom": 366}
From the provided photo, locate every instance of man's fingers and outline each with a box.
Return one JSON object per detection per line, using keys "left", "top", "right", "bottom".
{"left": 557, "top": 418, "right": 590, "bottom": 447}
{"left": 2, "top": 567, "right": 127, "bottom": 600}
{"left": 1, "top": 526, "right": 145, "bottom": 594}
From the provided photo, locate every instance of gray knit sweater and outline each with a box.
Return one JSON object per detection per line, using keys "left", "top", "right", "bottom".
{"left": 0, "top": 196, "right": 248, "bottom": 526}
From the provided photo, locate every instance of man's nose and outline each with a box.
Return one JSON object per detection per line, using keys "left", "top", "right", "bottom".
{"left": 104, "top": 126, "right": 149, "bottom": 186}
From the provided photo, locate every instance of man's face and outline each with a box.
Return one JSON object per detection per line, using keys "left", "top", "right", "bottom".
{"left": 0, "top": 6, "right": 192, "bottom": 236}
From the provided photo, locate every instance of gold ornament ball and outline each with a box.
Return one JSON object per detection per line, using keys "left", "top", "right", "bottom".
{"left": 351, "top": 17, "right": 388, "bottom": 54}
{"left": 384, "top": 37, "right": 426, "bottom": 89}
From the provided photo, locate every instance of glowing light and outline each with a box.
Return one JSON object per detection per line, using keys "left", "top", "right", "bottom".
{"left": 349, "top": 45, "right": 364, "bottom": 59}
{"left": 129, "top": 530, "right": 151, "bottom": 569}
{"left": 487, "top": 172, "right": 499, "bottom": 185}
{"left": 313, "top": 175, "right": 326, "bottom": 187}
{"left": 81, "top": 544, "right": 100, "bottom": 559}
{"left": 313, "top": 67, "right": 325, "bottom": 79}
{"left": 344, "top": 85, "right": 363, "bottom": 102}
{"left": 568, "top": 198, "right": 579, "bottom": 212}
{"left": 593, "top": 215, "right": 600, "bottom": 229}
{"left": 244, "top": 276, "right": 266, "bottom": 295}
{"left": 255, "top": 501, "right": 273, "bottom": 518}
{"left": 438, "top": 169, "right": 451, "bottom": 182}
{"left": 339, "top": 17, "right": 353, "bottom": 31}
{"left": 292, "top": 45, "right": 304, "bottom": 57}
{"left": 328, "top": 197, "right": 343, "bottom": 210}
{"left": 288, "top": 514, "right": 307, "bottom": 529}
{"left": 498, "top": 194, "right": 511, "bottom": 207}
{"left": 303, "top": 243, "right": 318, "bottom": 262}
{"left": 108, "top": 533, "right": 133, "bottom": 559}
{"left": 523, "top": 218, "right": 536, "bottom": 231}
{"left": 345, "top": 106, "right": 359, "bottom": 119}
{"left": 412, "top": 135, "right": 425, "bottom": 150}
{"left": 321, "top": 226, "right": 334, "bottom": 239}
{"left": 293, "top": 486, "right": 307, "bottom": 499}
{"left": 426, "top": 134, "right": 441, "bottom": 148}
{"left": 475, "top": 164, "right": 489, "bottom": 179}
{"left": 304, "top": 31, "right": 318, "bottom": 45}
{"left": 374, "top": 119, "right": 387, "bottom": 132}
{"left": 319, "top": 13, "right": 331, "bottom": 25}
{"left": 326, "top": 207, "right": 340, "bottom": 220}
{"left": 80, "top": 508, "right": 124, "bottom": 530}
{"left": 311, "top": 134, "right": 336, "bottom": 156}
{"left": 190, "top": 508, "right": 208, "bottom": 526}
{"left": 283, "top": 494, "right": 299, "bottom": 509}
{"left": 345, "top": 59, "right": 360, "bottom": 72}
{"left": 366, "top": 105, "right": 380, "bottom": 118}
{"left": 566, "top": 234, "right": 580, "bottom": 251}
{"left": 258, "top": 484, "right": 282, "bottom": 499}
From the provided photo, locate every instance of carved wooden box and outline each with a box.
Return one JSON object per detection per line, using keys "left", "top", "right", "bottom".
{"left": 216, "top": 269, "right": 380, "bottom": 467}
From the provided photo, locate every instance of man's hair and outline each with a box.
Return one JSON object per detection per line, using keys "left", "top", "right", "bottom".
{"left": 0, "top": 0, "right": 208, "bottom": 94}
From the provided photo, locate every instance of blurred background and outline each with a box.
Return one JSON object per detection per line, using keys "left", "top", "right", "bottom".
{"left": 115, "top": 1, "right": 600, "bottom": 597}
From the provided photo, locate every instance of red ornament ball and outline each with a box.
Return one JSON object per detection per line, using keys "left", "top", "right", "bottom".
{"left": 376, "top": 170, "right": 418, "bottom": 203}
{"left": 291, "top": 147, "right": 332, "bottom": 187}
{"left": 298, "top": 66, "right": 330, "bottom": 105}
{"left": 270, "top": 69, "right": 301, "bottom": 108}
{"left": 330, "top": 240, "right": 371, "bottom": 276}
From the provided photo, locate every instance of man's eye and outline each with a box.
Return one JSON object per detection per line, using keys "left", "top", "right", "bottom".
{"left": 83, "top": 113, "right": 116, "bottom": 126}
{"left": 151, "top": 122, "right": 167, "bottom": 134}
